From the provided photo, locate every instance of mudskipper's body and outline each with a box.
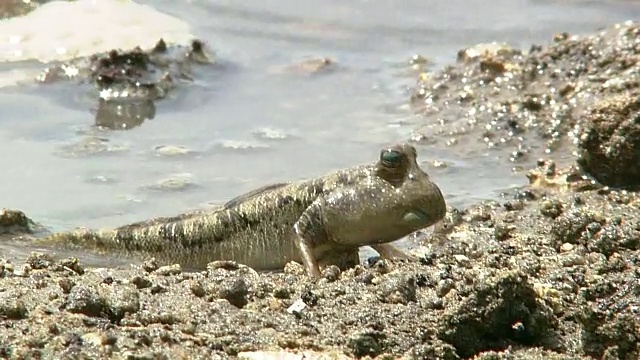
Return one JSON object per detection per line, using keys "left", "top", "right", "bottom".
{"left": 33, "top": 143, "right": 446, "bottom": 277}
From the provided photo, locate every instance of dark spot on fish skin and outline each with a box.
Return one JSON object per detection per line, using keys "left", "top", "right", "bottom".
{"left": 90, "top": 234, "right": 108, "bottom": 249}
{"left": 236, "top": 212, "right": 261, "bottom": 230}
{"left": 312, "top": 183, "right": 325, "bottom": 196}
{"left": 157, "top": 223, "right": 182, "bottom": 241}
{"left": 212, "top": 234, "right": 225, "bottom": 243}
{"left": 337, "top": 173, "right": 349, "bottom": 184}
{"left": 114, "top": 229, "right": 165, "bottom": 253}
{"left": 157, "top": 221, "right": 213, "bottom": 250}
{"left": 277, "top": 196, "right": 295, "bottom": 208}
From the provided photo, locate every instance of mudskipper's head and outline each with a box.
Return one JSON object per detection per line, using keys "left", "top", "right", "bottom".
{"left": 376, "top": 143, "right": 446, "bottom": 229}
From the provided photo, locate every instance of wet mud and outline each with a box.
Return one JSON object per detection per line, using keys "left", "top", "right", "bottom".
{"left": 1, "top": 21, "right": 640, "bottom": 360}
{"left": 410, "top": 21, "right": 640, "bottom": 177}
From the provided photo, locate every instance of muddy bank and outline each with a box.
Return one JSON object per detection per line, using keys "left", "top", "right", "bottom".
{"left": 410, "top": 21, "right": 640, "bottom": 181}
{"left": 2, "top": 165, "right": 639, "bottom": 359}
{"left": 1, "top": 21, "right": 640, "bottom": 359}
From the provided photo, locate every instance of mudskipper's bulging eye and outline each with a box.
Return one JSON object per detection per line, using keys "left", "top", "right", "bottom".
{"left": 381, "top": 149, "right": 404, "bottom": 166}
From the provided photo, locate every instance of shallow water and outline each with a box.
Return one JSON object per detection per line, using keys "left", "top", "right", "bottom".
{"left": 0, "top": 0, "right": 638, "bottom": 264}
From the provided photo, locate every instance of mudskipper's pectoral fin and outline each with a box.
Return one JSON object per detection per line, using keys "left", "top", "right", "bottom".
{"left": 293, "top": 202, "right": 327, "bottom": 279}
{"left": 371, "top": 243, "right": 417, "bottom": 262}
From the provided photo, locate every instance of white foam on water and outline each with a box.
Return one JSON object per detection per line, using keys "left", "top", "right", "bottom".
{"left": 0, "top": 0, "right": 195, "bottom": 87}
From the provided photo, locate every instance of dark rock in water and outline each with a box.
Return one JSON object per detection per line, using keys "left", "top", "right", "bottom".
{"left": 0, "top": 208, "right": 34, "bottom": 235}
{"left": 37, "top": 39, "right": 213, "bottom": 131}
{"left": 86, "top": 39, "right": 212, "bottom": 102}
{"left": 576, "top": 93, "right": 640, "bottom": 188}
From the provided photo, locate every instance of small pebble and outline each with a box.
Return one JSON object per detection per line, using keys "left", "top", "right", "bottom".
{"left": 189, "top": 280, "right": 206, "bottom": 298}
{"left": 153, "top": 175, "right": 195, "bottom": 191}
{"left": 561, "top": 254, "right": 586, "bottom": 267}
{"left": 142, "top": 259, "right": 159, "bottom": 272}
{"left": 81, "top": 332, "right": 104, "bottom": 347}
{"left": 155, "top": 264, "right": 182, "bottom": 276}
{"left": 130, "top": 275, "right": 152, "bottom": 289}
{"left": 155, "top": 145, "right": 192, "bottom": 156}
{"left": 560, "top": 243, "right": 574, "bottom": 252}
{"left": 453, "top": 254, "right": 471, "bottom": 267}
{"left": 287, "top": 299, "right": 307, "bottom": 314}
{"left": 436, "top": 279, "right": 455, "bottom": 297}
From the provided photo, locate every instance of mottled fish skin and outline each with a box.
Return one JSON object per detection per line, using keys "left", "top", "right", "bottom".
{"left": 34, "top": 143, "right": 446, "bottom": 277}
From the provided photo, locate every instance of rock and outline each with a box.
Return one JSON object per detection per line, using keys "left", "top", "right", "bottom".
{"left": 271, "top": 57, "right": 336, "bottom": 75}
{"left": 0, "top": 208, "right": 33, "bottom": 234}
{"left": 155, "top": 264, "right": 182, "bottom": 276}
{"left": 130, "top": 275, "right": 153, "bottom": 290}
{"left": 25, "top": 252, "right": 55, "bottom": 270}
{"left": 56, "top": 136, "right": 128, "bottom": 158}
{"left": 559, "top": 243, "right": 574, "bottom": 252}
{"left": 80, "top": 332, "right": 105, "bottom": 347}
{"left": 65, "top": 283, "right": 139, "bottom": 322}
{"left": 154, "top": 145, "right": 193, "bottom": 157}
{"left": 36, "top": 36, "right": 212, "bottom": 134}
{"left": 55, "top": 257, "right": 85, "bottom": 275}
{"left": 211, "top": 277, "right": 249, "bottom": 308}
{"left": 286, "top": 299, "right": 307, "bottom": 314}
{"left": 550, "top": 209, "right": 600, "bottom": 245}
{"left": 65, "top": 284, "right": 107, "bottom": 318}
{"left": 0, "top": 291, "right": 28, "bottom": 319}
{"left": 105, "top": 286, "right": 141, "bottom": 322}
{"left": 539, "top": 199, "right": 564, "bottom": 219}
{"left": 577, "top": 93, "right": 640, "bottom": 188}
{"left": 437, "top": 270, "right": 558, "bottom": 358}
{"left": 579, "top": 289, "right": 640, "bottom": 359}
{"left": 347, "top": 330, "right": 386, "bottom": 358}
{"left": 473, "top": 348, "right": 578, "bottom": 359}
{"left": 149, "top": 175, "right": 196, "bottom": 192}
